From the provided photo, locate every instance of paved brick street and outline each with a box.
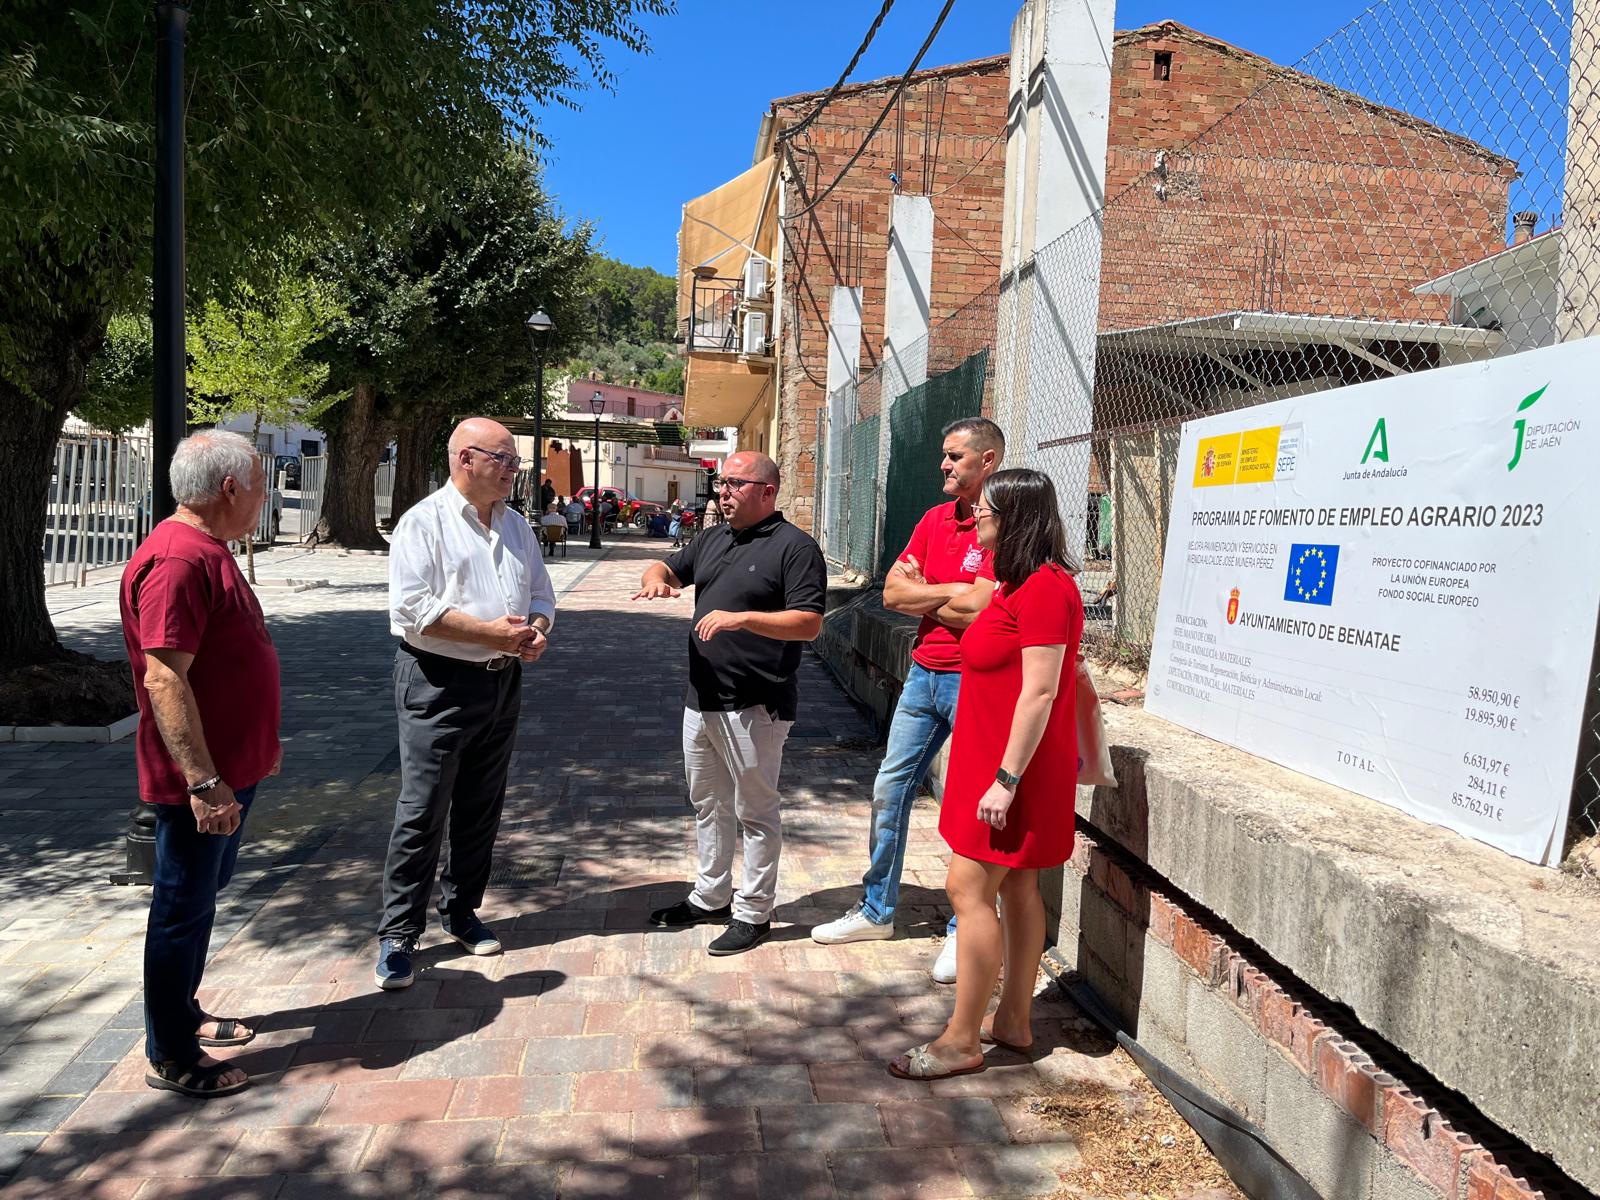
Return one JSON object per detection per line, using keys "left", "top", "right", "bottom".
{"left": 0, "top": 537, "right": 1116, "bottom": 1199}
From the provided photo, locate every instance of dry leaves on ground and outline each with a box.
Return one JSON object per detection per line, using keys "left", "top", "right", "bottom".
{"left": 1035, "top": 1053, "right": 1245, "bottom": 1200}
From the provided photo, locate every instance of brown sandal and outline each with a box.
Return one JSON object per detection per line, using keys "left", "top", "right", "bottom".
{"left": 145, "top": 1057, "right": 249, "bottom": 1098}
{"left": 197, "top": 1017, "right": 255, "bottom": 1048}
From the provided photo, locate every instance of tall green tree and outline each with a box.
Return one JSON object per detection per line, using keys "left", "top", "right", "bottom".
{"left": 310, "top": 149, "right": 591, "bottom": 542}
{"left": 187, "top": 276, "right": 342, "bottom": 579}
{"left": 0, "top": 0, "right": 667, "bottom": 668}
{"left": 75, "top": 311, "right": 154, "bottom": 435}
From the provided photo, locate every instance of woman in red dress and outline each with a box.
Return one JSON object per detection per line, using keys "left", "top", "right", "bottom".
{"left": 889, "top": 468, "right": 1083, "bottom": 1080}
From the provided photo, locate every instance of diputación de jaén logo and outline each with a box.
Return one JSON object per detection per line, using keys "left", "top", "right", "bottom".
{"left": 1506, "top": 383, "right": 1547, "bottom": 471}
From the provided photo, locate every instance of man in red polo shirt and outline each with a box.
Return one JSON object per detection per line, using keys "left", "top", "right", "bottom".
{"left": 120, "top": 430, "right": 281, "bottom": 1100}
{"left": 812, "top": 417, "right": 1004, "bottom": 983}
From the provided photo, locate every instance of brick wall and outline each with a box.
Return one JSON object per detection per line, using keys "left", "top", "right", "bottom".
{"left": 1057, "top": 819, "right": 1590, "bottom": 1200}
{"left": 1101, "top": 26, "right": 1514, "bottom": 330}
{"left": 770, "top": 22, "right": 1514, "bottom": 535}
{"left": 774, "top": 56, "right": 1012, "bottom": 531}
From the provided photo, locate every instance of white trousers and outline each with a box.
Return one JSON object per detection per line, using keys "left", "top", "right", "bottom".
{"left": 683, "top": 706, "right": 793, "bottom": 924}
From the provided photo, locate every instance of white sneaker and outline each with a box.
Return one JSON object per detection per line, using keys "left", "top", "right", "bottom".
{"left": 811, "top": 905, "right": 894, "bottom": 945}
{"left": 931, "top": 930, "right": 958, "bottom": 984}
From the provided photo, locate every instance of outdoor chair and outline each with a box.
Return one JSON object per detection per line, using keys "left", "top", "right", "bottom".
{"left": 543, "top": 523, "right": 568, "bottom": 558}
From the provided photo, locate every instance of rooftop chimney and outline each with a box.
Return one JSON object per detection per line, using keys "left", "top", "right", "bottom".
{"left": 1513, "top": 210, "right": 1539, "bottom": 244}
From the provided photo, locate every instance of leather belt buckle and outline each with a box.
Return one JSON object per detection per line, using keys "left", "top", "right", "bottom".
{"left": 486, "top": 656, "right": 512, "bottom": 672}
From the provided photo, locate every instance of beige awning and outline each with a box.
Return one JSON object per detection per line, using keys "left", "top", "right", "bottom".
{"left": 683, "top": 355, "right": 773, "bottom": 429}
{"left": 677, "top": 156, "right": 779, "bottom": 320}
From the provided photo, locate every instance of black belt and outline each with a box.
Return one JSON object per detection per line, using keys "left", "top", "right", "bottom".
{"left": 400, "top": 641, "right": 516, "bottom": 672}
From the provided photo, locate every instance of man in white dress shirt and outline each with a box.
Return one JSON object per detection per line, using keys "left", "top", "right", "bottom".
{"left": 376, "top": 417, "right": 556, "bottom": 989}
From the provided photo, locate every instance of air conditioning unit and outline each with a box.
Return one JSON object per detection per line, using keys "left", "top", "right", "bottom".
{"left": 744, "top": 257, "right": 769, "bottom": 299}
{"left": 742, "top": 310, "right": 768, "bottom": 355}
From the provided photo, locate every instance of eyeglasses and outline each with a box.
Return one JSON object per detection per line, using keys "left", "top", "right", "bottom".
{"left": 971, "top": 501, "right": 1000, "bottom": 518}
{"left": 467, "top": 446, "right": 523, "bottom": 471}
{"left": 715, "top": 476, "right": 767, "bottom": 493}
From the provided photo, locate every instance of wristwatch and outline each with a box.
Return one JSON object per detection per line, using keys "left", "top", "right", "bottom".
{"left": 995, "top": 766, "right": 1021, "bottom": 788}
{"left": 187, "top": 774, "right": 223, "bottom": 796}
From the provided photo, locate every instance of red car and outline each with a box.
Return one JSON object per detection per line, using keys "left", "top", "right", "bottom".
{"left": 573, "top": 487, "right": 640, "bottom": 528}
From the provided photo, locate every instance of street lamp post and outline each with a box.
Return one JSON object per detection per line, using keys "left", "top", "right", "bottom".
{"left": 589, "top": 391, "right": 605, "bottom": 549}
{"left": 151, "top": 1, "right": 191, "bottom": 527}
{"left": 116, "top": 0, "right": 191, "bottom": 888}
{"left": 524, "top": 310, "right": 553, "bottom": 513}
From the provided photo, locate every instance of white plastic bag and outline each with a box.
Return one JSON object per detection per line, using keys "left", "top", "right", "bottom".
{"left": 1075, "top": 655, "right": 1118, "bottom": 787}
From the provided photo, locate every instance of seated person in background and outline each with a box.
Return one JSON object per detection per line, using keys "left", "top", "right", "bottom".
{"left": 540, "top": 504, "right": 567, "bottom": 547}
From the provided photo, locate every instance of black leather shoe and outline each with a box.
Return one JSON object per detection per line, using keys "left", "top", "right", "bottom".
{"left": 708, "top": 919, "right": 771, "bottom": 956}
{"left": 649, "top": 899, "right": 732, "bottom": 928}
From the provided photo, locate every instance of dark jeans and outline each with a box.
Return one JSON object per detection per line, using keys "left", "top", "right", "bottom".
{"left": 377, "top": 646, "right": 521, "bottom": 941}
{"left": 145, "top": 784, "right": 256, "bottom": 1064}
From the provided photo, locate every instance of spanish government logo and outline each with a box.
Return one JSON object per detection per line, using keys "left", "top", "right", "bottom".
{"left": 1283, "top": 544, "right": 1340, "bottom": 607}
{"left": 1226, "top": 587, "right": 1240, "bottom": 625}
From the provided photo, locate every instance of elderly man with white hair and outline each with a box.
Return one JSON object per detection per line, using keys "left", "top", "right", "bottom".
{"left": 120, "top": 429, "right": 281, "bottom": 1099}
{"left": 376, "top": 417, "right": 556, "bottom": 989}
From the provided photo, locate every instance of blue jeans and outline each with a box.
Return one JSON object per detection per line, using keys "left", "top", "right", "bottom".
{"left": 145, "top": 784, "right": 256, "bottom": 1064}
{"left": 860, "top": 664, "right": 961, "bottom": 930}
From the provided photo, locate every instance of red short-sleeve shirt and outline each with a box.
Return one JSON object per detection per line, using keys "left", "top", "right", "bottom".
{"left": 119, "top": 520, "right": 282, "bottom": 803}
{"left": 900, "top": 501, "right": 995, "bottom": 672}
{"left": 939, "top": 564, "right": 1084, "bottom": 869}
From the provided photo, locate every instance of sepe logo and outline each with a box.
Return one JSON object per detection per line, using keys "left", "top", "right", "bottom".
{"left": 1506, "top": 383, "right": 1547, "bottom": 471}
{"left": 1226, "top": 587, "right": 1240, "bottom": 625}
{"left": 1283, "top": 544, "right": 1340, "bottom": 607}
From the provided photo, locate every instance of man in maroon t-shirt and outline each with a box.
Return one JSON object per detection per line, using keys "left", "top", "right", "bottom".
{"left": 120, "top": 430, "right": 280, "bottom": 1100}
{"left": 811, "top": 418, "right": 1004, "bottom": 983}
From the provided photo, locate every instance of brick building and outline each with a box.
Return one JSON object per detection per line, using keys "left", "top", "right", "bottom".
{"left": 676, "top": 20, "right": 1517, "bottom": 538}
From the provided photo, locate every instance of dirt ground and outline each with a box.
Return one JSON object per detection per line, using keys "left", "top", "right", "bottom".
{"left": 1037, "top": 1054, "right": 1245, "bottom": 1200}
{"left": 0, "top": 649, "right": 134, "bottom": 727}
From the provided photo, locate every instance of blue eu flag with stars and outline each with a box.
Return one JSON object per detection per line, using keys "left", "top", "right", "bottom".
{"left": 1283, "top": 543, "right": 1339, "bottom": 606}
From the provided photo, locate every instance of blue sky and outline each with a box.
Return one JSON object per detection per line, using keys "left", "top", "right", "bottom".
{"left": 533, "top": 1, "right": 1382, "bottom": 274}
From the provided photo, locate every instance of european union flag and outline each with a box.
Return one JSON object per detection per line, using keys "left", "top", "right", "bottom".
{"left": 1283, "top": 543, "right": 1340, "bottom": 606}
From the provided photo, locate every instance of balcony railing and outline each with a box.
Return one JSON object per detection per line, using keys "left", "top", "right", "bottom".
{"left": 687, "top": 272, "right": 744, "bottom": 352}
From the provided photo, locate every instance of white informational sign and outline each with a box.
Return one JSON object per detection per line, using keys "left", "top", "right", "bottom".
{"left": 1146, "top": 339, "right": 1600, "bottom": 865}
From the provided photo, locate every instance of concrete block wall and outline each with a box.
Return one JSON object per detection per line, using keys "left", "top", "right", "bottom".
{"left": 815, "top": 600, "right": 1598, "bottom": 1199}
{"left": 1054, "top": 816, "right": 1591, "bottom": 1200}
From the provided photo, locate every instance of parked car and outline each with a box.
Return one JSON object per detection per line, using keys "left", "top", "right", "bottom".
{"left": 273, "top": 454, "right": 301, "bottom": 490}
{"left": 573, "top": 486, "right": 645, "bottom": 528}
{"left": 631, "top": 499, "right": 666, "bottom": 528}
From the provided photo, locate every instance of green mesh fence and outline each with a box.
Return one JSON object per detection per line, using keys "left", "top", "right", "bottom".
{"left": 846, "top": 413, "right": 880, "bottom": 572}
{"left": 877, "top": 348, "right": 989, "bottom": 574}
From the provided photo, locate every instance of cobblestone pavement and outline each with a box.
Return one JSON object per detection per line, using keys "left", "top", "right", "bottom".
{"left": 1, "top": 535, "right": 1121, "bottom": 1198}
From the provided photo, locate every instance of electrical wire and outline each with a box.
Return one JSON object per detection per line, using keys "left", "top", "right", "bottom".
{"left": 928, "top": 126, "right": 1005, "bottom": 196}
{"left": 776, "top": 0, "right": 898, "bottom": 145}
{"left": 781, "top": 0, "right": 959, "bottom": 222}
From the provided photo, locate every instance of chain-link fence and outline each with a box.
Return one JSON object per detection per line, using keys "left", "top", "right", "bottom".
{"left": 812, "top": 0, "right": 1599, "bottom": 854}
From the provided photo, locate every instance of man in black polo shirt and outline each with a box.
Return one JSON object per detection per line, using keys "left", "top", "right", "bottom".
{"left": 635, "top": 451, "right": 827, "bottom": 956}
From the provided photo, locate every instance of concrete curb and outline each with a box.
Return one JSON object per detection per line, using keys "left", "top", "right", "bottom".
{"left": 0, "top": 713, "right": 138, "bottom": 744}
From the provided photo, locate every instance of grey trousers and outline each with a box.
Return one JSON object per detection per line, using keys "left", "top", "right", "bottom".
{"left": 684, "top": 706, "right": 793, "bottom": 924}
{"left": 377, "top": 647, "right": 521, "bottom": 941}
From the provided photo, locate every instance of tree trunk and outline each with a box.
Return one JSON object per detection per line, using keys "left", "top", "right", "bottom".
{"left": 391, "top": 407, "right": 447, "bottom": 524}
{"left": 320, "top": 380, "right": 393, "bottom": 550}
{"left": 0, "top": 312, "right": 110, "bottom": 668}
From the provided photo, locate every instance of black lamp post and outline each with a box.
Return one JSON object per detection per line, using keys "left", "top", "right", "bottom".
{"left": 151, "top": 1, "right": 190, "bottom": 527}
{"left": 589, "top": 390, "right": 605, "bottom": 549}
{"left": 115, "top": 0, "right": 190, "bottom": 888}
{"left": 524, "top": 310, "right": 553, "bottom": 512}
